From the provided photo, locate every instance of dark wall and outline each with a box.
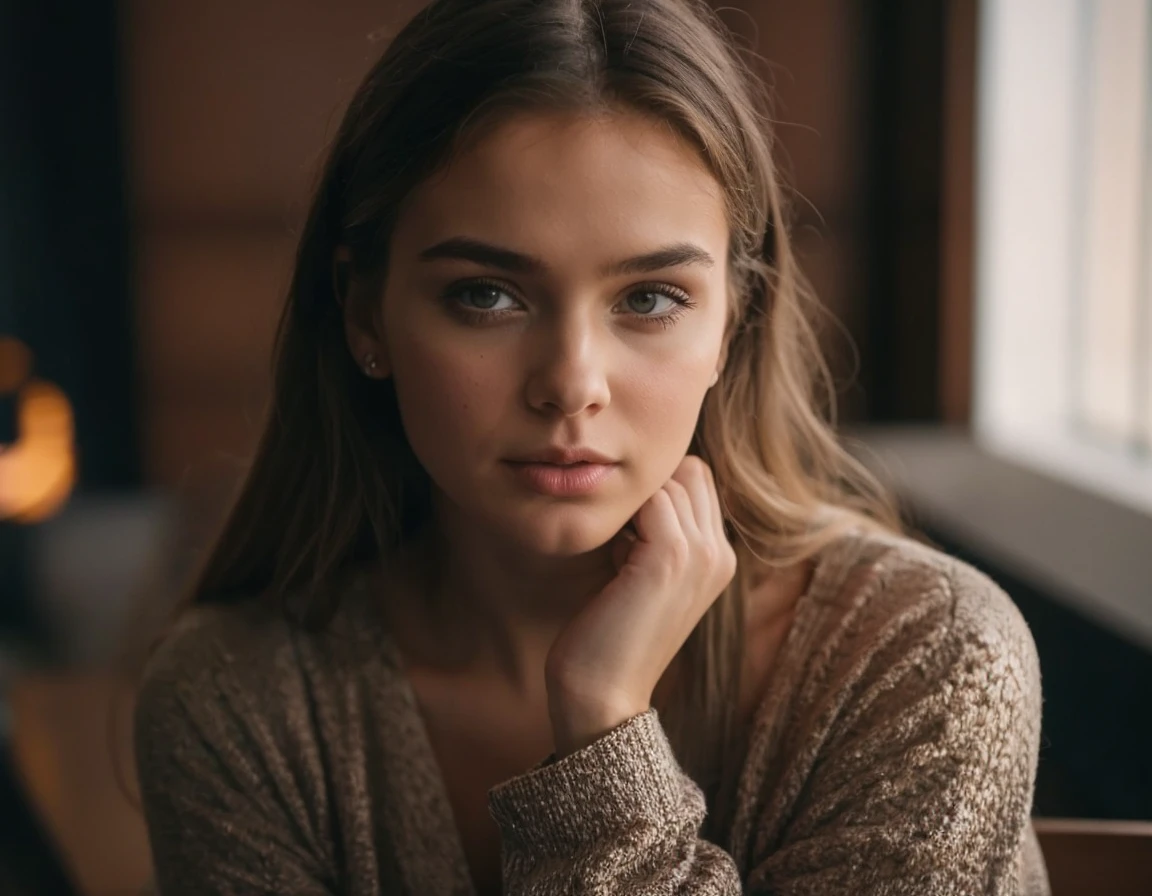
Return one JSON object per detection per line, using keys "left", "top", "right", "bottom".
{"left": 721, "top": 0, "right": 953, "bottom": 424}
{"left": 0, "top": 0, "right": 140, "bottom": 490}
{"left": 860, "top": 0, "right": 948, "bottom": 422}
{"left": 0, "top": 0, "right": 138, "bottom": 651}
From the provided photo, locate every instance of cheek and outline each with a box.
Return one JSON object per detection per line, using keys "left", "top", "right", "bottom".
{"left": 626, "top": 348, "right": 714, "bottom": 427}
{"left": 617, "top": 352, "right": 714, "bottom": 478}
{"left": 389, "top": 333, "right": 508, "bottom": 471}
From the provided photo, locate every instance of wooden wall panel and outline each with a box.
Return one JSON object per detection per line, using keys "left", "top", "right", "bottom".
{"left": 715, "top": 0, "right": 869, "bottom": 418}
{"left": 123, "top": 0, "right": 424, "bottom": 496}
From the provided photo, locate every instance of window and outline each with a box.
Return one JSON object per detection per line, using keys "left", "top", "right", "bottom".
{"left": 975, "top": 0, "right": 1152, "bottom": 514}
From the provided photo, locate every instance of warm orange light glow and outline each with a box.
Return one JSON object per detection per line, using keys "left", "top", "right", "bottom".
{"left": 0, "top": 378, "right": 77, "bottom": 523}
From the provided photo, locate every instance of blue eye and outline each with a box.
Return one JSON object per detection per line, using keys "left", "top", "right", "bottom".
{"left": 619, "top": 285, "right": 697, "bottom": 328}
{"left": 625, "top": 291, "right": 678, "bottom": 315}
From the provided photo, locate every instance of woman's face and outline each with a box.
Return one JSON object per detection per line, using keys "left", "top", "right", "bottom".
{"left": 364, "top": 109, "right": 731, "bottom": 556}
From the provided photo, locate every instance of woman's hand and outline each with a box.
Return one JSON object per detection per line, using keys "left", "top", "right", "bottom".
{"left": 544, "top": 454, "right": 737, "bottom": 757}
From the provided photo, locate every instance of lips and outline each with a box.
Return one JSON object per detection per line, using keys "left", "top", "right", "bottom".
{"left": 504, "top": 458, "right": 617, "bottom": 497}
{"left": 506, "top": 446, "right": 617, "bottom": 465}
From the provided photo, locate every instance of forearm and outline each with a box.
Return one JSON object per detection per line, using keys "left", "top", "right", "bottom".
{"left": 490, "top": 709, "right": 744, "bottom": 895}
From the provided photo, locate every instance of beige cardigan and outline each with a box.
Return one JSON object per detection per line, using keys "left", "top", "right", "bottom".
{"left": 134, "top": 528, "right": 1051, "bottom": 894}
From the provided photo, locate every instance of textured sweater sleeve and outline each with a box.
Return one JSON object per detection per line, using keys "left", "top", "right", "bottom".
{"left": 746, "top": 559, "right": 1046, "bottom": 895}
{"left": 486, "top": 556, "right": 1045, "bottom": 896}
{"left": 134, "top": 612, "right": 336, "bottom": 896}
{"left": 488, "top": 707, "right": 744, "bottom": 894}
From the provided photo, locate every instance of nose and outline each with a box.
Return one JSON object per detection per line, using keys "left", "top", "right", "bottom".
{"left": 524, "top": 312, "right": 611, "bottom": 417}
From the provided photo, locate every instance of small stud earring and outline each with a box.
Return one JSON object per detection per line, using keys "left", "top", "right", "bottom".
{"left": 363, "top": 352, "right": 380, "bottom": 377}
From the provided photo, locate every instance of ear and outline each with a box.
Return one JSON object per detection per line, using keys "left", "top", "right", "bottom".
{"left": 335, "top": 246, "right": 391, "bottom": 379}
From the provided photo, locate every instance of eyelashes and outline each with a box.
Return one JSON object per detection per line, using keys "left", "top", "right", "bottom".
{"left": 440, "top": 277, "right": 698, "bottom": 330}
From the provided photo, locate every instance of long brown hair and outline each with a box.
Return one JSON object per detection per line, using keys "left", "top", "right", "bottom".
{"left": 168, "top": 0, "right": 898, "bottom": 810}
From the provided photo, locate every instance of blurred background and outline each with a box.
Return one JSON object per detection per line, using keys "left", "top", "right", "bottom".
{"left": 1, "top": 0, "right": 1150, "bottom": 893}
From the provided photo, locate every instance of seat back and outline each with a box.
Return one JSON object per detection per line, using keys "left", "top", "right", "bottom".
{"left": 1032, "top": 817, "right": 1152, "bottom": 896}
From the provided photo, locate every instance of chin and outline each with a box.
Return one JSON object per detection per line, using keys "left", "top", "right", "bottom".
{"left": 498, "top": 501, "right": 627, "bottom": 557}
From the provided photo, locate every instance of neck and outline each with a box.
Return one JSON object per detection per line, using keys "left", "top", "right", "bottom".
{"left": 389, "top": 506, "right": 620, "bottom": 697}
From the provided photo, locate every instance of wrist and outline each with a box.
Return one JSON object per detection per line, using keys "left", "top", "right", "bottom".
{"left": 548, "top": 691, "right": 649, "bottom": 759}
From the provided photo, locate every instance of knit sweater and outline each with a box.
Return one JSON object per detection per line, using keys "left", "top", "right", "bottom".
{"left": 134, "top": 528, "right": 1051, "bottom": 895}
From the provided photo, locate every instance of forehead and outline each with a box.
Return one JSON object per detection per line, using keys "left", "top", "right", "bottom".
{"left": 391, "top": 110, "right": 730, "bottom": 269}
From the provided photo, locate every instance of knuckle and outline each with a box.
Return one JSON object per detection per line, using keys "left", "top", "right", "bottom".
{"left": 673, "top": 455, "right": 701, "bottom": 481}
{"left": 666, "top": 535, "right": 690, "bottom": 568}
{"left": 682, "top": 454, "right": 707, "bottom": 473}
{"left": 692, "top": 455, "right": 715, "bottom": 482}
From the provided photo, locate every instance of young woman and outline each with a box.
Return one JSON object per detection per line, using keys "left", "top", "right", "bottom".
{"left": 133, "top": 0, "right": 1049, "bottom": 893}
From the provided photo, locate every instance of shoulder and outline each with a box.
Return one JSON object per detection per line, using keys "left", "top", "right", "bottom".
{"left": 137, "top": 602, "right": 276, "bottom": 714}
{"left": 133, "top": 601, "right": 305, "bottom": 772}
{"left": 140, "top": 572, "right": 388, "bottom": 702}
{"left": 137, "top": 592, "right": 338, "bottom": 699}
{"left": 134, "top": 576, "right": 394, "bottom": 774}
{"left": 737, "top": 533, "right": 1046, "bottom": 889}
{"left": 786, "top": 526, "right": 1044, "bottom": 748}
{"left": 811, "top": 526, "right": 1040, "bottom": 676}
{"left": 132, "top": 594, "right": 375, "bottom": 891}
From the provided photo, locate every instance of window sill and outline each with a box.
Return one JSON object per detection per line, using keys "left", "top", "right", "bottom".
{"left": 849, "top": 425, "right": 1152, "bottom": 652}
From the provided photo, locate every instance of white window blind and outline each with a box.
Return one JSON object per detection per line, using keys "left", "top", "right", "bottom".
{"left": 976, "top": 0, "right": 1152, "bottom": 514}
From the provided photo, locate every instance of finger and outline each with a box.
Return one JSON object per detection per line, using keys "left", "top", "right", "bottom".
{"left": 662, "top": 478, "right": 700, "bottom": 540}
{"left": 701, "top": 462, "right": 727, "bottom": 542}
{"left": 674, "top": 458, "right": 716, "bottom": 538}
{"left": 679, "top": 461, "right": 734, "bottom": 583}
{"left": 632, "top": 488, "right": 682, "bottom": 549}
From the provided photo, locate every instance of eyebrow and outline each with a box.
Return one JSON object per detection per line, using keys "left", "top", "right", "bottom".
{"left": 417, "top": 236, "right": 716, "bottom": 278}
